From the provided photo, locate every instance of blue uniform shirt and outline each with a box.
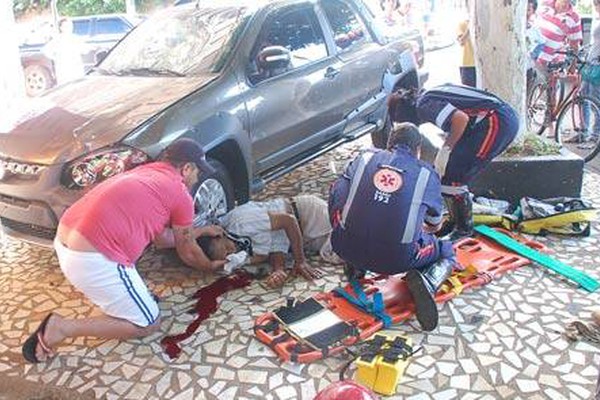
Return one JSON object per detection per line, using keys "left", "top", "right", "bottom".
{"left": 416, "top": 83, "right": 507, "bottom": 131}
{"left": 329, "top": 146, "right": 443, "bottom": 273}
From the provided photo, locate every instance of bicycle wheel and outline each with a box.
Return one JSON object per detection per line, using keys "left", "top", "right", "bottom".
{"left": 526, "top": 81, "right": 548, "bottom": 136}
{"left": 555, "top": 94, "right": 600, "bottom": 162}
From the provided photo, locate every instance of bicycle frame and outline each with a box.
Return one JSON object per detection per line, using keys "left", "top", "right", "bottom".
{"left": 548, "top": 69, "right": 582, "bottom": 120}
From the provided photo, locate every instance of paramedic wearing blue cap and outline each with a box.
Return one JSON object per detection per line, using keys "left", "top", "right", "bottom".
{"left": 329, "top": 123, "right": 455, "bottom": 331}
{"left": 388, "top": 83, "right": 519, "bottom": 240}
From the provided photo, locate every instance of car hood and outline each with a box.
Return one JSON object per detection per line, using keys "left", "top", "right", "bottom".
{"left": 0, "top": 74, "right": 217, "bottom": 165}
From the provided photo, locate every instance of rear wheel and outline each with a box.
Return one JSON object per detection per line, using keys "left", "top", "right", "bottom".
{"left": 23, "top": 64, "right": 53, "bottom": 97}
{"left": 526, "top": 81, "right": 548, "bottom": 136}
{"left": 192, "top": 159, "right": 234, "bottom": 226}
{"left": 555, "top": 95, "right": 600, "bottom": 162}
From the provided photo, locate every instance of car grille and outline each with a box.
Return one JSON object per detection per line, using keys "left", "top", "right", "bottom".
{"left": 0, "top": 217, "right": 56, "bottom": 241}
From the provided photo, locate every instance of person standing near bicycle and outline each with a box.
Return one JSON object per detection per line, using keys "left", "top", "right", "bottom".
{"left": 581, "top": 0, "right": 600, "bottom": 144}
{"left": 387, "top": 84, "right": 519, "bottom": 241}
{"left": 532, "top": 0, "right": 582, "bottom": 131}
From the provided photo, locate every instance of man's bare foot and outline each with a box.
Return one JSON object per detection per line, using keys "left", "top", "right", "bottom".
{"left": 293, "top": 261, "right": 323, "bottom": 281}
{"left": 265, "top": 269, "right": 289, "bottom": 288}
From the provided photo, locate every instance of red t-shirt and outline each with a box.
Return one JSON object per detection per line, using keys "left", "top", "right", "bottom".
{"left": 61, "top": 162, "right": 194, "bottom": 265}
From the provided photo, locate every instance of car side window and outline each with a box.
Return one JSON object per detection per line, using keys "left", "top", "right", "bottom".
{"left": 249, "top": 5, "right": 328, "bottom": 84}
{"left": 96, "top": 18, "right": 130, "bottom": 35}
{"left": 321, "top": 0, "right": 372, "bottom": 52}
{"left": 73, "top": 20, "right": 91, "bottom": 36}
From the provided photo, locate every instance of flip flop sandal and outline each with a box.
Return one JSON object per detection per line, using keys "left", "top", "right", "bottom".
{"left": 22, "top": 313, "right": 54, "bottom": 364}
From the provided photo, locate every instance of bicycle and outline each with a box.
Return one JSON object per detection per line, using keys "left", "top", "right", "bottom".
{"left": 526, "top": 49, "right": 600, "bottom": 162}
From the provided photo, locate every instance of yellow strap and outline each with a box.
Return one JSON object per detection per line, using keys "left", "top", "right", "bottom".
{"left": 441, "top": 276, "right": 464, "bottom": 295}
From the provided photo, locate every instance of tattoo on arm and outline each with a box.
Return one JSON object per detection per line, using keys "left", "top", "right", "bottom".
{"left": 181, "top": 227, "right": 193, "bottom": 241}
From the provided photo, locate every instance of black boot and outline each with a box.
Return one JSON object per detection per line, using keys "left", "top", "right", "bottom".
{"left": 444, "top": 192, "right": 474, "bottom": 241}
{"left": 436, "top": 196, "right": 455, "bottom": 237}
{"left": 406, "top": 258, "right": 454, "bottom": 331}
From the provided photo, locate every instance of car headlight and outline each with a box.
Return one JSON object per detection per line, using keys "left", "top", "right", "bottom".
{"left": 61, "top": 146, "right": 149, "bottom": 189}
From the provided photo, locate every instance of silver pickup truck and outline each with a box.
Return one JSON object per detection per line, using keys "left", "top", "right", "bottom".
{"left": 0, "top": 0, "right": 425, "bottom": 246}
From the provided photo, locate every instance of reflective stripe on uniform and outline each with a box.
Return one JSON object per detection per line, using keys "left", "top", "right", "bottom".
{"left": 340, "top": 151, "right": 375, "bottom": 228}
{"left": 401, "top": 167, "right": 431, "bottom": 243}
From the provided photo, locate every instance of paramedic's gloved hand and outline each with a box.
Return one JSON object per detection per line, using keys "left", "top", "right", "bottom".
{"left": 293, "top": 260, "right": 323, "bottom": 281}
{"left": 194, "top": 225, "right": 224, "bottom": 238}
{"left": 224, "top": 250, "right": 248, "bottom": 274}
{"left": 434, "top": 145, "right": 451, "bottom": 177}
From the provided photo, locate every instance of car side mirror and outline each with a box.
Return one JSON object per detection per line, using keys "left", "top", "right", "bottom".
{"left": 257, "top": 45, "right": 291, "bottom": 73}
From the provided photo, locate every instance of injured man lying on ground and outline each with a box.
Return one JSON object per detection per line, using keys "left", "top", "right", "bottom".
{"left": 197, "top": 194, "right": 341, "bottom": 288}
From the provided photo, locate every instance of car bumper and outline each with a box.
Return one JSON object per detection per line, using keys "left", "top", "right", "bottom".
{"left": 0, "top": 165, "right": 78, "bottom": 247}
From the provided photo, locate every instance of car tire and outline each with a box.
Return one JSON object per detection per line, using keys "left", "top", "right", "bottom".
{"left": 192, "top": 159, "right": 235, "bottom": 226}
{"left": 371, "top": 113, "right": 392, "bottom": 149}
{"left": 24, "top": 64, "right": 53, "bottom": 97}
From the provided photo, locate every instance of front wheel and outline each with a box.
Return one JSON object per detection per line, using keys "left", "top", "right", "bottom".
{"left": 192, "top": 159, "right": 235, "bottom": 226}
{"left": 555, "top": 95, "right": 600, "bottom": 162}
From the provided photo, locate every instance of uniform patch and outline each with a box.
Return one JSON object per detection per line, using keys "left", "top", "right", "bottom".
{"left": 373, "top": 169, "right": 403, "bottom": 193}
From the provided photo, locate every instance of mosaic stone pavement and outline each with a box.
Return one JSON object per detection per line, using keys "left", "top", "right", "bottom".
{"left": 1, "top": 138, "right": 600, "bottom": 400}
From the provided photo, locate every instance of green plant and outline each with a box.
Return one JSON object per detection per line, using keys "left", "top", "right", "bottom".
{"left": 503, "top": 133, "right": 562, "bottom": 157}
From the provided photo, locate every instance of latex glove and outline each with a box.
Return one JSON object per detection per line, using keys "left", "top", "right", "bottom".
{"left": 434, "top": 145, "right": 452, "bottom": 177}
{"left": 224, "top": 250, "right": 248, "bottom": 274}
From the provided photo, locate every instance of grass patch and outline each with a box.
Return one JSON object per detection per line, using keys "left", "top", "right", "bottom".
{"left": 503, "top": 133, "right": 562, "bottom": 157}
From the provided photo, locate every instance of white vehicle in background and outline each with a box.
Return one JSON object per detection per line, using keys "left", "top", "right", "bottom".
{"left": 20, "top": 14, "right": 144, "bottom": 97}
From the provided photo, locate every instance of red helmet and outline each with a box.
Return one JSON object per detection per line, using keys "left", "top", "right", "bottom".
{"left": 314, "top": 380, "right": 379, "bottom": 400}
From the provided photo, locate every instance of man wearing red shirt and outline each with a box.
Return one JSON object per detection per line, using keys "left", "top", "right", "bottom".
{"left": 22, "top": 138, "right": 226, "bottom": 363}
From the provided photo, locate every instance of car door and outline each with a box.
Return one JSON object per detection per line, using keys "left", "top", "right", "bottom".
{"left": 320, "top": 0, "right": 389, "bottom": 131}
{"left": 245, "top": 3, "right": 349, "bottom": 173}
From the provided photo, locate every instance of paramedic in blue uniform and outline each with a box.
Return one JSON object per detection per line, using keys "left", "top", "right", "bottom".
{"left": 388, "top": 83, "right": 519, "bottom": 240}
{"left": 329, "top": 122, "right": 455, "bottom": 331}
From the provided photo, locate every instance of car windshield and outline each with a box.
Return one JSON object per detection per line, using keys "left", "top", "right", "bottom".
{"left": 99, "top": 6, "right": 249, "bottom": 76}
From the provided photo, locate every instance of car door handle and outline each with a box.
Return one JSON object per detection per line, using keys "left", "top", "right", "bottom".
{"left": 324, "top": 67, "right": 339, "bottom": 79}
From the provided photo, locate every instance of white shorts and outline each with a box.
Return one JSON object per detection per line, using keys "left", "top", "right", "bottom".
{"left": 54, "top": 239, "right": 159, "bottom": 327}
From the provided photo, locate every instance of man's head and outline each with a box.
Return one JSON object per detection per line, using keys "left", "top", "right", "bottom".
{"left": 554, "top": 0, "right": 571, "bottom": 12}
{"left": 528, "top": 0, "right": 538, "bottom": 18}
{"left": 197, "top": 235, "right": 236, "bottom": 260}
{"left": 159, "top": 138, "right": 215, "bottom": 189}
{"left": 386, "top": 122, "right": 423, "bottom": 157}
{"left": 387, "top": 88, "right": 420, "bottom": 125}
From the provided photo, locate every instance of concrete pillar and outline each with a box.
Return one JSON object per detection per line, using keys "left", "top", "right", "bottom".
{"left": 471, "top": 0, "right": 528, "bottom": 137}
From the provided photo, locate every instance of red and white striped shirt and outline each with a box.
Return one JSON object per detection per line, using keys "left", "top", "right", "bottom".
{"left": 534, "top": 8, "right": 582, "bottom": 65}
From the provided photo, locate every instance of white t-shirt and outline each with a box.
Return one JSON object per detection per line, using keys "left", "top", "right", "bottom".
{"left": 220, "top": 199, "right": 290, "bottom": 256}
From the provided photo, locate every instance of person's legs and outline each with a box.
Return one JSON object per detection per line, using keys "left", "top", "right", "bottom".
{"left": 32, "top": 314, "right": 160, "bottom": 362}
{"left": 292, "top": 194, "right": 331, "bottom": 253}
{"left": 27, "top": 240, "right": 161, "bottom": 362}
{"left": 404, "top": 235, "right": 455, "bottom": 331}
{"left": 442, "top": 106, "right": 518, "bottom": 240}
{"left": 459, "top": 66, "right": 476, "bottom": 87}
{"left": 292, "top": 194, "right": 342, "bottom": 263}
